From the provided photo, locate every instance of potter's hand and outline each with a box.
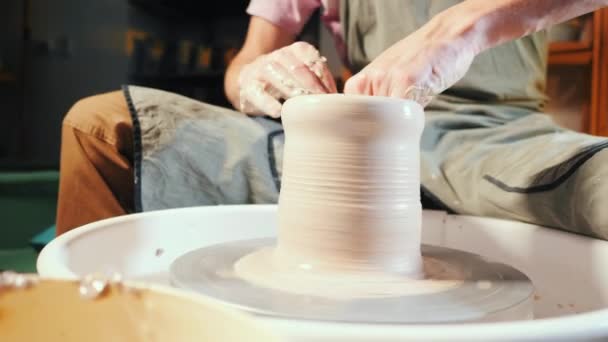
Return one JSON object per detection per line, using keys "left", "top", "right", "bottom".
{"left": 343, "top": 13, "right": 478, "bottom": 106}
{"left": 238, "top": 41, "right": 337, "bottom": 118}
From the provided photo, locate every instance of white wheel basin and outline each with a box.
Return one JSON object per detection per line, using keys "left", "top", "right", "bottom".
{"left": 38, "top": 205, "right": 608, "bottom": 341}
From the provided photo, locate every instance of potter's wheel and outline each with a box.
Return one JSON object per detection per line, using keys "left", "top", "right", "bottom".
{"left": 170, "top": 238, "right": 534, "bottom": 323}
{"left": 37, "top": 205, "right": 608, "bottom": 341}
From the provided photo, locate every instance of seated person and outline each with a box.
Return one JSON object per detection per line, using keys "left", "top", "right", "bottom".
{"left": 56, "top": 0, "right": 608, "bottom": 239}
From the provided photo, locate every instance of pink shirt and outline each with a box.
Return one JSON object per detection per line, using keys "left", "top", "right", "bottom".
{"left": 246, "top": 0, "right": 345, "bottom": 59}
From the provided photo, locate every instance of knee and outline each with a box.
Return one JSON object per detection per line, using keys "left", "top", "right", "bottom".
{"left": 582, "top": 195, "right": 608, "bottom": 240}
{"left": 578, "top": 149, "right": 608, "bottom": 239}
{"left": 62, "top": 91, "right": 128, "bottom": 131}
{"left": 64, "top": 94, "right": 102, "bottom": 128}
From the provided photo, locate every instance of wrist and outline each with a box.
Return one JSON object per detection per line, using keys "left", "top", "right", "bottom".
{"left": 225, "top": 55, "right": 251, "bottom": 111}
{"left": 425, "top": 3, "right": 496, "bottom": 55}
{"left": 430, "top": 0, "right": 551, "bottom": 54}
{"left": 429, "top": 0, "right": 536, "bottom": 55}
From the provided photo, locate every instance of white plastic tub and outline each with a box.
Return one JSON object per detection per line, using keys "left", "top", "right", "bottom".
{"left": 38, "top": 205, "right": 608, "bottom": 341}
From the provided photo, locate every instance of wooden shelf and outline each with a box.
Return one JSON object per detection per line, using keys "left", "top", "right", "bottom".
{"left": 549, "top": 41, "right": 592, "bottom": 53}
{"left": 544, "top": 10, "right": 607, "bottom": 136}
{"left": 128, "top": 0, "right": 249, "bottom": 20}
{"left": 0, "top": 72, "right": 16, "bottom": 82}
{"left": 548, "top": 51, "right": 593, "bottom": 65}
{"left": 548, "top": 41, "right": 593, "bottom": 65}
{"left": 591, "top": 9, "right": 608, "bottom": 136}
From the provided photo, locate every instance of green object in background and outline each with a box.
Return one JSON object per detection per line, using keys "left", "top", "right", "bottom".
{"left": 0, "top": 170, "right": 58, "bottom": 273}
{"left": 0, "top": 248, "right": 38, "bottom": 273}
{"left": 31, "top": 225, "right": 56, "bottom": 252}
{"left": 0, "top": 170, "right": 59, "bottom": 249}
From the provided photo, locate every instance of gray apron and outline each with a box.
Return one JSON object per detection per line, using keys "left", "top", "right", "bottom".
{"left": 124, "top": 0, "right": 608, "bottom": 240}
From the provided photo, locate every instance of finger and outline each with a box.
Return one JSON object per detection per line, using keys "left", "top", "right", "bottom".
{"left": 343, "top": 73, "right": 371, "bottom": 95}
{"left": 240, "top": 82, "right": 283, "bottom": 118}
{"left": 390, "top": 84, "right": 434, "bottom": 107}
{"left": 275, "top": 49, "right": 327, "bottom": 94}
{"left": 370, "top": 69, "right": 391, "bottom": 96}
{"left": 285, "top": 41, "right": 337, "bottom": 93}
{"left": 263, "top": 60, "right": 311, "bottom": 99}
{"left": 387, "top": 72, "right": 416, "bottom": 99}
{"left": 387, "top": 63, "right": 434, "bottom": 105}
{"left": 317, "top": 61, "right": 338, "bottom": 93}
{"left": 363, "top": 63, "right": 400, "bottom": 96}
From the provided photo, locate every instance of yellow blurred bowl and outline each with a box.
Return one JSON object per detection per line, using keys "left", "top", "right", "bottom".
{"left": 0, "top": 277, "right": 280, "bottom": 342}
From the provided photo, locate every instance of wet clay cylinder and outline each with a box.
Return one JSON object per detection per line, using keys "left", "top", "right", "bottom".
{"left": 274, "top": 94, "right": 425, "bottom": 276}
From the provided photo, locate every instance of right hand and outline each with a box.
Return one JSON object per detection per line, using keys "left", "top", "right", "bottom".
{"left": 238, "top": 41, "right": 337, "bottom": 118}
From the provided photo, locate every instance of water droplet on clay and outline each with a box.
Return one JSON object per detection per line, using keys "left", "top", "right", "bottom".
{"left": 0, "top": 271, "right": 38, "bottom": 289}
{"left": 79, "top": 274, "right": 109, "bottom": 300}
{"left": 1, "top": 271, "right": 18, "bottom": 285}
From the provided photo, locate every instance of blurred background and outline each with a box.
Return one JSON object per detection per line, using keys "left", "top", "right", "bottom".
{"left": 1, "top": 0, "right": 607, "bottom": 272}
{"left": 0, "top": 0, "right": 324, "bottom": 272}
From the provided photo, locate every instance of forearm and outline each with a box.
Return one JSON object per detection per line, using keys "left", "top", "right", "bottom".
{"left": 224, "top": 53, "right": 251, "bottom": 110}
{"left": 223, "top": 16, "right": 296, "bottom": 111}
{"left": 432, "top": 0, "right": 608, "bottom": 54}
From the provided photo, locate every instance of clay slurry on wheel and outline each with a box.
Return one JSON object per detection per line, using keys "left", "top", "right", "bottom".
{"left": 171, "top": 238, "right": 534, "bottom": 323}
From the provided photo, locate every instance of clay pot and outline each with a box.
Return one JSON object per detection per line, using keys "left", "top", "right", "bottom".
{"left": 275, "top": 94, "right": 425, "bottom": 276}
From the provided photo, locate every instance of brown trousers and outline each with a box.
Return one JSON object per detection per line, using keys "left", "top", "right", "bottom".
{"left": 56, "top": 91, "right": 133, "bottom": 235}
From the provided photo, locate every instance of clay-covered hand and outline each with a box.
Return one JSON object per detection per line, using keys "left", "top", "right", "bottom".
{"left": 344, "top": 16, "right": 478, "bottom": 107}
{"left": 238, "top": 41, "right": 337, "bottom": 118}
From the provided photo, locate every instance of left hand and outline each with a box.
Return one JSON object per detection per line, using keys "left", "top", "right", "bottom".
{"left": 344, "top": 17, "right": 478, "bottom": 106}
{"left": 238, "top": 42, "right": 337, "bottom": 118}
